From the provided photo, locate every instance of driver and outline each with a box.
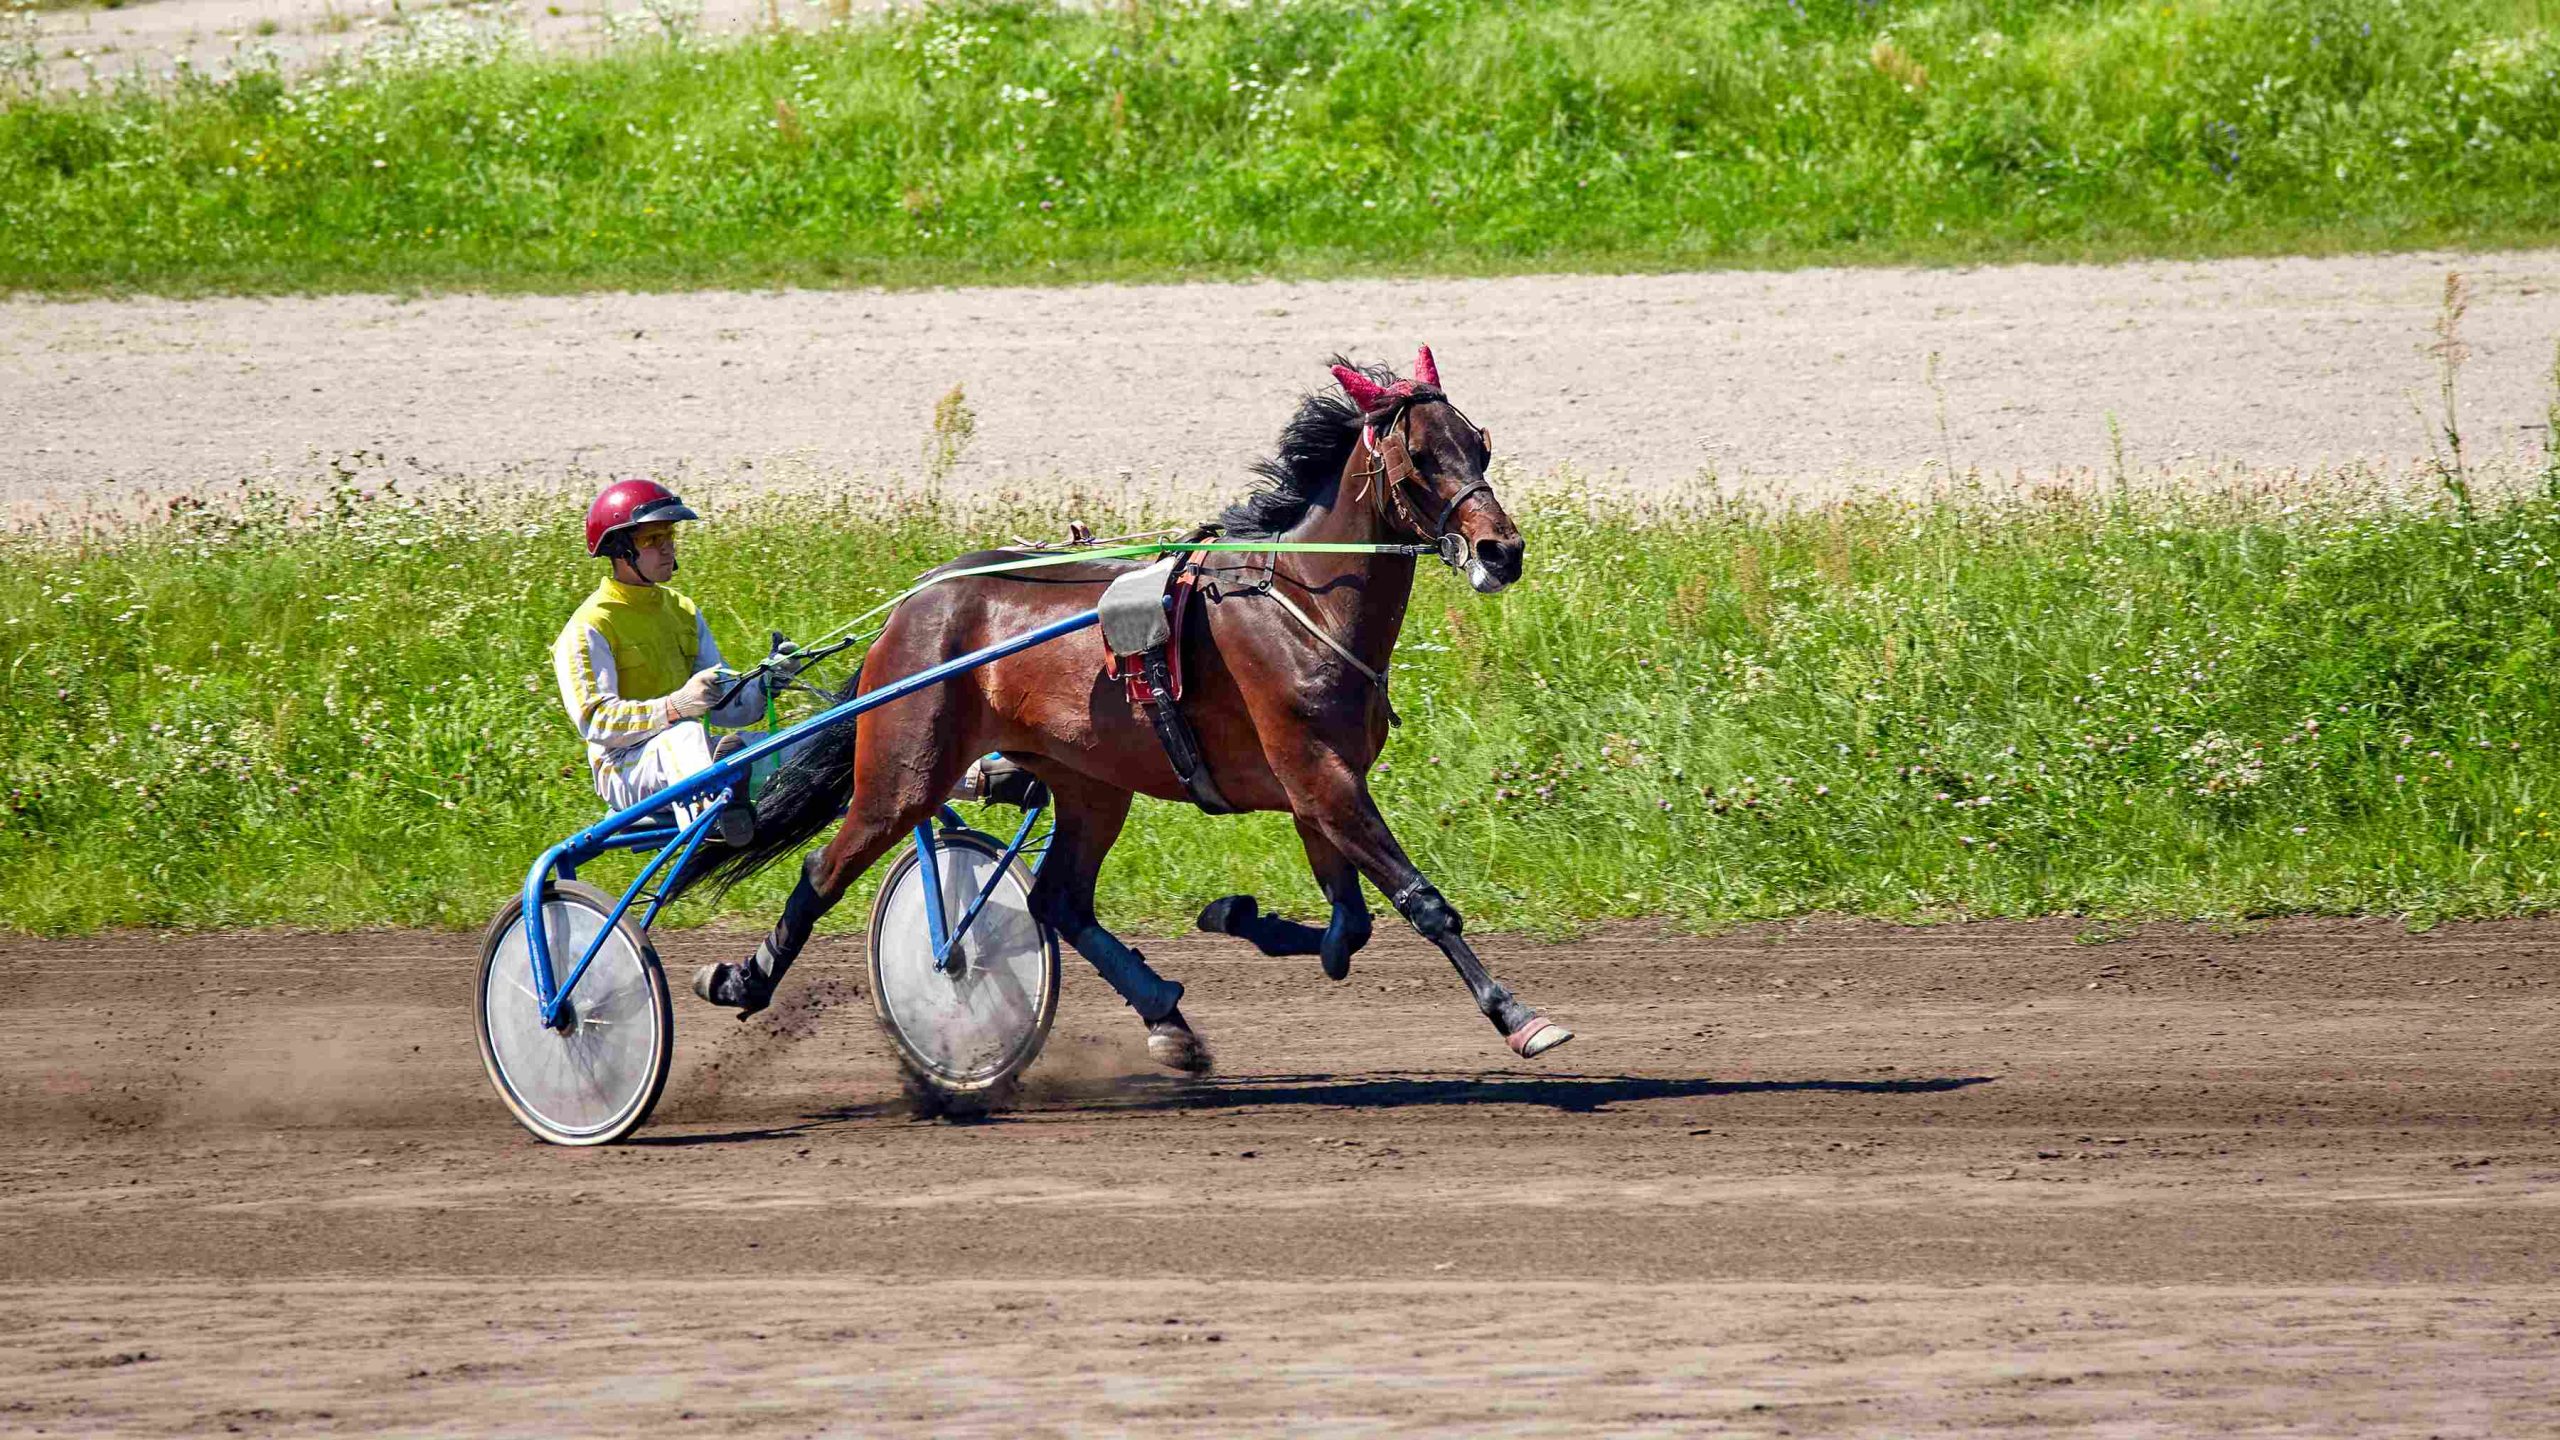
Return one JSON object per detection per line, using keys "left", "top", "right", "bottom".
{"left": 552, "top": 479, "right": 803, "bottom": 849}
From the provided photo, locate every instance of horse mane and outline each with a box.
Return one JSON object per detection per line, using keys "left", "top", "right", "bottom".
{"left": 1216, "top": 355, "right": 1392, "bottom": 539}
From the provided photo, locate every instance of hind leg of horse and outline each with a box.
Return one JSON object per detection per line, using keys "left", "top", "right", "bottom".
{"left": 1195, "top": 822, "right": 1371, "bottom": 980}
{"left": 696, "top": 729, "right": 962, "bottom": 1018}
{"left": 1288, "top": 762, "right": 1570, "bottom": 1057}
{"left": 1030, "top": 774, "right": 1208, "bottom": 1072}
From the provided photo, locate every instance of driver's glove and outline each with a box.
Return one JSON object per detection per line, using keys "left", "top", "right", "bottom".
{"left": 661, "top": 666, "right": 733, "bottom": 725}
{"left": 766, "top": 638, "right": 809, "bottom": 686}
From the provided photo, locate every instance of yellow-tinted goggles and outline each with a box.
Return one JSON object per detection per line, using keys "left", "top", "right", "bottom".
{"left": 628, "top": 523, "right": 678, "bottom": 549}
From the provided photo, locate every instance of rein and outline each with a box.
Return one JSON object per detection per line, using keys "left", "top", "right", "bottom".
{"left": 790, "top": 538, "right": 1435, "bottom": 657}
{"left": 778, "top": 399, "right": 1495, "bottom": 725}
{"left": 1242, "top": 396, "right": 1494, "bottom": 722}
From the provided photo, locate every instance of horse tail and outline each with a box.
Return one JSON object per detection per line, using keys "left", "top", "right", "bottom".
{"left": 660, "top": 663, "right": 867, "bottom": 904}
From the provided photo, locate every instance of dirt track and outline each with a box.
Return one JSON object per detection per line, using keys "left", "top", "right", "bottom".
{"left": 10, "top": 249, "right": 2560, "bottom": 526}
{"left": 6, "top": 916, "right": 2560, "bottom": 1434}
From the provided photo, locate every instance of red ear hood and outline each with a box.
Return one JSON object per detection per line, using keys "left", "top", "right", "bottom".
{"left": 1330, "top": 364, "right": 1387, "bottom": 412}
{"left": 1333, "top": 346, "right": 1447, "bottom": 415}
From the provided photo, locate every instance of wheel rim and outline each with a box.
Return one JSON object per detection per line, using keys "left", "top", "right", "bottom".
{"left": 874, "top": 842, "right": 1051, "bottom": 1087}
{"left": 483, "top": 898, "right": 661, "bottom": 1140}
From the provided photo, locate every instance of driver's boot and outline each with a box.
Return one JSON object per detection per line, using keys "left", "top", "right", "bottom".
{"left": 708, "top": 733, "right": 755, "bottom": 847}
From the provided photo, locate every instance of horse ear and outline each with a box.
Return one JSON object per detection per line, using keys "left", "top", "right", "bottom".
{"left": 1413, "top": 345, "right": 1439, "bottom": 388}
{"left": 1331, "top": 364, "right": 1386, "bottom": 412}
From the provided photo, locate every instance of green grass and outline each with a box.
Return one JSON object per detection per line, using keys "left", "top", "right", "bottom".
{"left": 4, "top": 0, "right": 2560, "bottom": 292}
{"left": 11, "top": 467, "right": 2560, "bottom": 936}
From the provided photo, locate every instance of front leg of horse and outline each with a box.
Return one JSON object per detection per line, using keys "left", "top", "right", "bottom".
{"left": 1196, "top": 823, "right": 1372, "bottom": 980}
{"left": 1300, "top": 823, "right": 1376, "bottom": 982}
{"left": 1385, "top": 875, "right": 1568, "bottom": 1057}
{"left": 1302, "top": 782, "right": 1572, "bottom": 1058}
{"left": 1195, "top": 894, "right": 1322, "bottom": 957}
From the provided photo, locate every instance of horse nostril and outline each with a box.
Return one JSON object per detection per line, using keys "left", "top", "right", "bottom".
{"left": 1476, "top": 537, "right": 1525, "bottom": 578}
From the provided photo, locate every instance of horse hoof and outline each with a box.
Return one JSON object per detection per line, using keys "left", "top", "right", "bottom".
{"left": 1506, "top": 1016, "right": 1573, "bottom": 1060}
{"left": 1196, "top": 894, "right": 1258, "bottom": 935}
{"left": 691, "top": 963, "right": 771, "bottom": 1020}
{"left": 1320, "top": 948, "right": 1352, "bottom": 982}
{"left": 1146, "top": 1008, "right": 1214, "bottom": 1075}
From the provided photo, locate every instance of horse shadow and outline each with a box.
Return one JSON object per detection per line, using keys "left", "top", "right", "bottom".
{"left": 1028, "top": 1070, "right": 1997, "bottom": 1116}
{"left": 625, "top": 1072, "right": 1997, "bottom": 1144}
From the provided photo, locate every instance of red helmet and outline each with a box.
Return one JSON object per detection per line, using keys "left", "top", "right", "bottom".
{"left": 584, "top": 479, "right": 701, "bottom": 557}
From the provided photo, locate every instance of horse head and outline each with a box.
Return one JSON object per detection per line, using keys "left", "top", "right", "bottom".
{"left": 1331, "top": 346, "right": 1525, "bottom": 594}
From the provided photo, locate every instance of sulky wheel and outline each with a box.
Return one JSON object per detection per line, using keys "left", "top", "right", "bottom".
{"left": 868, "top": 827, "right": 1059, "bottom": 1106}
{"left": 476, "top": 879, "right": 674, "bottom": 1146}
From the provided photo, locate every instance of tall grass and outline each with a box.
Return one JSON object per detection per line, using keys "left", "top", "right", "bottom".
{"left": 9, "top": 465, "right": 2560, "bottom": 935}
{"left": 5, "top": 0, "right": 2559, "bottom": 292}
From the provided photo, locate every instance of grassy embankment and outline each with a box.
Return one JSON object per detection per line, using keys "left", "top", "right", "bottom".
{"left": 4, "top": 0, "right": 2560, "bottom": 291}
{"left": 10, "top": 462, "right": 2560, "bottom": 935}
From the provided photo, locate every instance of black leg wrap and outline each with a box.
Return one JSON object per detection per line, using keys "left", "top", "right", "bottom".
{"left": 780, "top": 866, "right": 828, "bottom": 936}
{"left": 1199, "top": 894, "right": 1330, "bottom": 959}
{"left": 745, "top": 933, "right": 790, "bottom": 988}
{"left": 1067, "top": 923, "right": 1184, "bottom": 1021}
{"left": 1240, "top": 914, "right": 1325, "bottom": 957}
{"left": 705, "top": 867, "right": 830, "bottom": 1015}
{"left": 1196, "top": 895, "right": 1251, "bottom": 933}
{"left": 1319, "top": 909, "right": 1371, "bottom": 982}
{"left": 1388, "top": 877, "right": 1460, "bottom": 941}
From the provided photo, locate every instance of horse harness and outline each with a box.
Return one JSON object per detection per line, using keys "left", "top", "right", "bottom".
{"left": 1099, "top": 391, "right": 1495, "bottom": 815}
{"left": 1100, "top": 546, "right": 1235, "bottom": 813}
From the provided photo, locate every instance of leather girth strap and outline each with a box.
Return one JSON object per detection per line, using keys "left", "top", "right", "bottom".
{"left": 1102, "top": 552, "right": 1236, "bottom": 815}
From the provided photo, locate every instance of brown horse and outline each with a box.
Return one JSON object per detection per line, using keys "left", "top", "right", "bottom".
{"left": 678, "top": 348, "right": 1573, "bottom": 1070}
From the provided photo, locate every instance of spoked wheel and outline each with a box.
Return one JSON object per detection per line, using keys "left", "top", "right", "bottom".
{"left": 868, "top": 827, "right": 1059, "bottom": 1108}
{"left": 476, "top": 879, "right": 673, "bottom": 1146}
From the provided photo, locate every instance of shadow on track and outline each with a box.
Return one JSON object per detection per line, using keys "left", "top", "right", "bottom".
{"left": 1035, "top": 1071, "right": 1998, "bottom": 1116}
{"left": 629, "top": 1074, "right": 1997, "bottom": 1144}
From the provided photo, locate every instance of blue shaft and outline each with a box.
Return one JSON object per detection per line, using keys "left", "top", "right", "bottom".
{"left": 915, "top": 822, "right": 950, "bottom": 967}
{"left": 933, "top": 804, "right": 1046, "bottom": 969}
{"left": 522, "top": 607, "right": 1102, "bottom": 1019}
{"left": 554, "top": 802, "right": 722, "bottom": 1015}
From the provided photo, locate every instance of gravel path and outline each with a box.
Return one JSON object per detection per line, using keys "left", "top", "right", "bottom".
{"left": 23, "top": 0, "right": 880, "bottom": 88}
{"left": 6, "top": 249, "right": 2558, "bottom": 525}
{"left": 7, "top": 917, "right": 2560, "bottom": 1434}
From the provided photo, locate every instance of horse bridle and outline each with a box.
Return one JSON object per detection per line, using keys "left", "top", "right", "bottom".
{"left": 1356, "top": 397, "right": 1494, "bottom": 572}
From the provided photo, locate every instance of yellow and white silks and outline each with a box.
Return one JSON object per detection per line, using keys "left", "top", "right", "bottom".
{"left": 551, "top": 577, "right": 769, "bottom": 815}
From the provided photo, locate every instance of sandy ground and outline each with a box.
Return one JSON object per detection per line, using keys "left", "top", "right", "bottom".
{"left": 5, "top": 915, "right": 2560, "bottom": 1434}
{"left": 7, "top": 250, "right": 2559, "bottom": 528}
{"left": 22, "top": 0, "right": 885, "bottom": 88}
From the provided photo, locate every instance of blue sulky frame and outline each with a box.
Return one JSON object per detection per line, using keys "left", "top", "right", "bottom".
{"left": 518, "top": 607, "right": 1100, "bottom": 1030}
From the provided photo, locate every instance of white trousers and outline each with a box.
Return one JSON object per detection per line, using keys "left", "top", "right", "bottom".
{"left": 596, "top": 721, "right": 729, "bottom": 825}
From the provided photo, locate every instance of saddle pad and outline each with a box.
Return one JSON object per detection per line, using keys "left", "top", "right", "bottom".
{"left": 1098, "top": 556, "right": 1180, "bottom": 658}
